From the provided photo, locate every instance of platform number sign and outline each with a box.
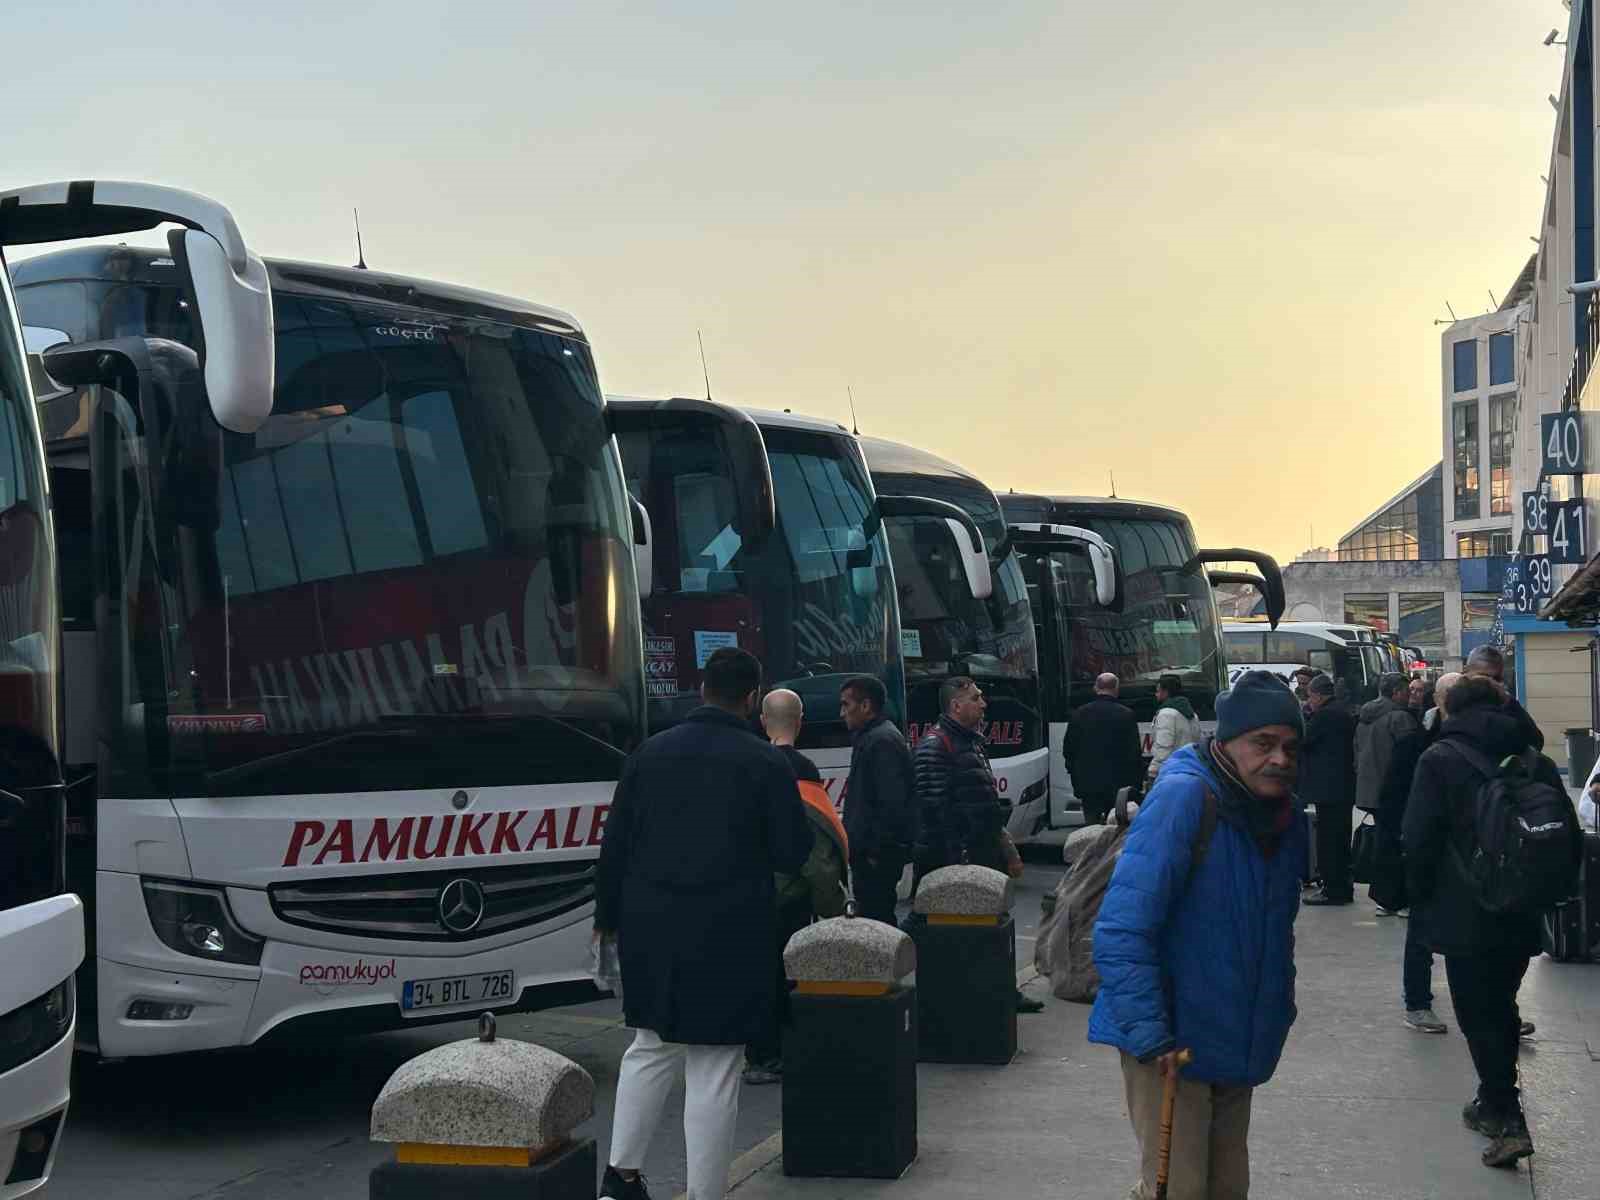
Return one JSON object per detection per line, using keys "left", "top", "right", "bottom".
{"left": 1522, "top": 488, "right": 1549, "bottom": 535}
{"left": 1549, "top": 499, "right": 1590, "bottom": 564}
{"left": 1542, "top": 412, "right": 1588, "bottom": 475}
{"left": 1513, "top": 555, "right": 1554, "bottom": 613}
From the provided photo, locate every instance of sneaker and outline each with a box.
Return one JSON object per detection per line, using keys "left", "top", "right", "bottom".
{"left": 1519, "top": 1020, "right": 1536, "bottom": 1038}
{"left": 742, "top": 1062, "right": 782, "bottom": 1085}
{"left": 1303, "top": 890, "right": 1353, "bottom": 906}
{"left": 1016, "top": 990, "right": 1045, "bottom": 1014}
{"left": 1462, "top": 1098, "right": 1505, "bottom": 1137}
{"left": 1405, "top": 1008, "right": 1448, "bottom": 1034}
{"left": 601, "top": 1165, "right": 653, "bottom": 1199}
{"left": 1375, "top": 906, "right": 1400, "bottom": 917}
{"left": 1482, "top": 1114, "right": 1534, "bottom": 1169}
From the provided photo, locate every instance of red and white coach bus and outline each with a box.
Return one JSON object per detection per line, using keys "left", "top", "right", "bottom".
{"left": 10, "top": 208, "right": 674, "bottom": 1057}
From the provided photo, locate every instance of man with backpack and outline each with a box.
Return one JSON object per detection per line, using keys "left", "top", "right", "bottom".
{"left": 1090, "top": 671, "right": 1306, "bottom": 1197}
{"left": 1403, "top": 674, "right": 1582, "bottom": 1171}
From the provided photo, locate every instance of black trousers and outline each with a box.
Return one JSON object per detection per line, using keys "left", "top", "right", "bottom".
{"left": 852, "top": 847, "right": 908, "bottom": 926}
{"left": 1078, "top": 789, "right": 1114, "bottom": 825}
{"left": 1444, "top": 951, "right": 1532, "bottom": 1117}
{"left": 747, "top": 898, "right": 814, "bottom": 1066}
{"left": 1314, "top": 802, "right": 1353, "bottom": 899}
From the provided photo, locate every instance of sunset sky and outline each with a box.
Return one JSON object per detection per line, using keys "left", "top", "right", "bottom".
{"left": 4, "top": 1, "right": 1567, "bottom": 563}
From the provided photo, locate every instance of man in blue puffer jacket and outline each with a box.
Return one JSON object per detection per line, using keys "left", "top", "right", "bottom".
{"left": 1090, "top": 671, "right": 1306, "bottom": 1199}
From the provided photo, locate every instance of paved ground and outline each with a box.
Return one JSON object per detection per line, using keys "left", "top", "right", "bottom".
{"left": 45, "top": 852, "right": 1600, "bottom": 1198}
{"left": 43, "top": 858, "right": 1063, "bottom": 1200}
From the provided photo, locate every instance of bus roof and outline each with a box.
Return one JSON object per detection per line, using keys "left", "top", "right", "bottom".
{"left": 859, "top": 435, "right": 979, "bottom": 483}
{"left": 10, "top": 245, "right": 586, "bottom": 340}
{"left": 605, "top": 395, "right": 852, "bottom": 437}
{"left": 999, "top": 490, "right": 1192, "bottom": 526}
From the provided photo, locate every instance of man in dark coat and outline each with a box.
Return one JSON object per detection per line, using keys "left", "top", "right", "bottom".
{"left": 1356, "top": 673, "right": 1418, "bottom": 814}
{"left": 597, "top": 647, "right": 811, "bottom": 1200}
{"left": 914, "top": 675, "right": 1043, "bottom": 1013}
{"left": 1464, "top": 644, "right": 1545, "bottom": 751}
{"left": 1063, "top": 672, "right": 1143, "bottom": 825}
{"left": 839, "top": 674, "right": 917, "bottom": 925}
{"left": 1403, "top": 674, "right": 1560, "bottom": 1170}
{"left": 1301, "top": 673, "right": 1358, "bottom": 905}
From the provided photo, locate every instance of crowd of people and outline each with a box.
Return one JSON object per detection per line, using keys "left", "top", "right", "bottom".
{"left": 588, "top": 643, "right": 1581, "bottom": 1199}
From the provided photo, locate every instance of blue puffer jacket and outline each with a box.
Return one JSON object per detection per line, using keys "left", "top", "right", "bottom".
{"left": 1088, "top": 744, "right": 1305, "bottom": 1087}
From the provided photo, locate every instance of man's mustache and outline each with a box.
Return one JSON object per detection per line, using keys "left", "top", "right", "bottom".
{"left": 1258, "top": 766, "right": 1298, "bottom": 780}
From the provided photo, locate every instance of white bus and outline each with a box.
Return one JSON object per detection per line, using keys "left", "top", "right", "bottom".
{"left": 11, "top": 199, "right": 661, "bottom": 1058}
{"left": 861, "top": 437, "right": 1048, "bottom": 840}
{"left": 1223, "top": 620, "right": 1389, "bottom": 704}
{"left": 1000, "top": 493, "right": 1283, "bottom": 827}
{"left": 611, "top": 401, "right": 984, "bottom": 796}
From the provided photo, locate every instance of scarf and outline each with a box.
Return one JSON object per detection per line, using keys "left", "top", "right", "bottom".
{"left": 1204, "top": 737, "right": 1294, "bottom": 858}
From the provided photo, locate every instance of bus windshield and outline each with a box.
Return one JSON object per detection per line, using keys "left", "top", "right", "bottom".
{"left": 0, "top": 267, "right": 61, "bottom": 913}
{"left": 75, "top": 288, "right": 644, "bottom": 797}
{"left": 1023, "top": 515, "right": 1224, "bottom": 722}
{"left": 872, "top": 472, "right": 1039, "bottom": 755}
{"left": 619, "top": 421, "right": 900, "bottom": 748}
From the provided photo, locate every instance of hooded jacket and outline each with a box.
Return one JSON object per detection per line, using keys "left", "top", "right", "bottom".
{"left": 1401, "top": 697, "right": 1559, "bottom": 957}
{"left": 1147, "top": 696, "right": 1202, "bottom": 780}
{"left": 1355, "top": 696, "right": 1417, "bottom": 813}
{"left": 1089, "top": 742, "right": 1305, "bottom": 1087}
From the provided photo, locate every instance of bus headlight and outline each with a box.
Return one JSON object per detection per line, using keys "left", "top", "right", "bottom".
{"left": 0, "top": 977, "right": 74, "bottom": 1076}
{"left": 141, "top": 879, "right": 264, "bottom": 966}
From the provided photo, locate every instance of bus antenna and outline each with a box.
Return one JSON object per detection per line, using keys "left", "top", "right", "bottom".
{"left": 1109, "top": 470, "right": 1117, "bottom": 498}
{"left": 697, "top": 330, "right": 712, "bottom": 401}
{"left": 353, "top": 208, "right": 368, "bottom": 270}
{"left": 847, "top": 385, "right": 860, "bottom": 435}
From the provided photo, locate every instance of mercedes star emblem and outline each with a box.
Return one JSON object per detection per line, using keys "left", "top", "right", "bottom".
{"left": 437, "top": 877, "right": 486, "bottom": 934}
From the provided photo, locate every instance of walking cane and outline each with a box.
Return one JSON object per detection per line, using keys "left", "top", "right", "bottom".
{"left": 1153, "top": 1048, "right": 1194, "bottom": 1200}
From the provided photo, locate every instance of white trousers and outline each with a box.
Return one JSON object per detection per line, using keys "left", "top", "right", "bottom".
{"left": 609, "top": 1028, "right": 744, "bottom": 1200}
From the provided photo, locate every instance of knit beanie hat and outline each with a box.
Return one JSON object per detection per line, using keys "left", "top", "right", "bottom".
{"left": 1216, "top": 670, "right": 1305, "bottom": 742}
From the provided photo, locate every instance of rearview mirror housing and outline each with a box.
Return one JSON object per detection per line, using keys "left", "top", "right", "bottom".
{"left": 876, "top": 495, "right": 993, "bottom": 600}
{"left": 170, "top": 227, "right": 274, "bottom": 434}
{"left": 630, "top": 498, "right": 654, "bottom": 597}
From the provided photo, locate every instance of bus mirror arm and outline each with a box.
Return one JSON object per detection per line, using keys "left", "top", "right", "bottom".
{"left": 1192, "top": 549, "right": 1285, "bottom": 629}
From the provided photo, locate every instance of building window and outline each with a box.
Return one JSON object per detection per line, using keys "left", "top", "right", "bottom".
{"left": 1452, "top": 401, "right": 1479, "bottom": 520}
{"left": 1453, "top": 340, "right": 1477, "bottom": 392}
{"left": 1462, "top": 595, "right": 1497, "bottom": 632}
{"left": 1344, "top": 593, "right": 1389, "bottom": 631}
{"left": 1456, "top": 531, "right": 1510, "bottom": 558}
{"left": 1488, "top": 394, "right": 1515, "bottom": 516}
{"left": 1489, "top": 331, "right": 1515, "bottom": 386}
{"left": 1398, "top": 592, "right": 1445, "bottom": 653}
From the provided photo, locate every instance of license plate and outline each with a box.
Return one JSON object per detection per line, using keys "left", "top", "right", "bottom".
{"left": 402, "top": 969, "right": 515, "bottom": 1012}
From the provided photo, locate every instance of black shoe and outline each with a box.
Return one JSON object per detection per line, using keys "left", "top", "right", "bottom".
{"left": 1303, "top": 891, "right": 1353, "bottom": 906}
{"left": 1016, "top": 990, "right": 1045, "bottom": 1014}
{"left": 1482, "top": 1114, "right": 1534, "bottom": 1169}
{"left": 1462, "top": 1098, "right": 1505, "bottom": 1138}
{"left": 601, "top": 1165, "right": 653, "bottom": 1199}
{"left": 1519, "top": 1020, "right": 1536, "bottom": 1038}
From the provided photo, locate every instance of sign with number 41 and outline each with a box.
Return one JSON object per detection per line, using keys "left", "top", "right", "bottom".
{"left": 1549, "top": 499, "right": 1590, "bottom": 565}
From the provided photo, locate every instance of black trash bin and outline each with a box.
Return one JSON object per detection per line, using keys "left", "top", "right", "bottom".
{"left": 1566, "top": 727, "right": 1596, "bottom": 789}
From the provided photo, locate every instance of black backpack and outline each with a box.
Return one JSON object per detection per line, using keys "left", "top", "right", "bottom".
{"left": 1439, "top": 741, "right": 1582, "bottom": 915}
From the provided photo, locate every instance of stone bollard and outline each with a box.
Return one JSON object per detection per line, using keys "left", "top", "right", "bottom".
{"left": 905, "top": 865, "right": 1017, "bottom": 1064}
{"left": 369, "top": 1014, "right": 596, "bottom": 1199}
{"left": 780, "top": 914, "right": 918, "bottom": 1179}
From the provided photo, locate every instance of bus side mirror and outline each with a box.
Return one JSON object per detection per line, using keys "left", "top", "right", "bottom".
{"left": 168, "top": 227, "right": 274, "bottom": 434}
{"left": 1085, "top": 542, "right": 1116, "bottom": 607}
{"left": 630, "top": 498, "right": 654, "bottom": 596}
{"left": 947, "top": 517, "right": 993, "bottom": 601}
{"left": 876, "top": 494, "right": 993, "bottom": 600}
{"left": 1193, "top": 548, "right": 1285, "bottom": 629}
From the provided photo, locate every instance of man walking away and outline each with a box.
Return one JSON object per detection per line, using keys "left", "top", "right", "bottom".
{"left": 1091, "top": 671, "right": 1306, "bottom": 1198}
{"left": 1301, "top": 673, "right": 1357, "bottom": 906}
{"left": 915, "top": 676, "right": 1043, "bottom": 1013}
{"left": 744, "top": 688, "right": 849, "bottom": 1085}
{"left": 839, "top": 675, "right": 916, "bottom": 925}
{"left": 1064, "top": 673, "right": 1143, "bottom": 824}
{"left": 1403, "top": 674, "right": 1577, "bottom": 1170}
{"left": 1463, "top": 645, "right": 1544, "bottom": 751}
{"left": 1355, "top": 673, "right": 1416, "bottom": 815}
{"left": 1382, "top": 671, "right": 1457, "bottom": 1030}
{"left": 597, "top": 648, "right": 812, "bottom": 1200}
{"left": 1147, "top": 674, "right": 1202, "bottom": 783}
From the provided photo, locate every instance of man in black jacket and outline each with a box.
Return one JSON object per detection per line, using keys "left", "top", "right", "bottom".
{"left": 839, "top": 675, "right": 917, "bottom": 925}
{"left": 1403, "top": 674, "right": 1557, "bottom": 1171}
{"left": 1464, "top": 645, "right": 1545, "bottom": 751}
{"left": 597, "top": 648, "right": 812, "bottom": 1200}
{"left": 1301, "top": 673, "right": 1358, "bottom": 905}
{"left": 914, "top": 676, "right": 1042, "bottom": 1013}
{"left": 1063, "top": 673, "right": 1142, "bottom": 824}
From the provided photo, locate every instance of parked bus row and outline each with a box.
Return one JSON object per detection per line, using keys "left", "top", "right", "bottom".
{"left": 0, "top": 183, "right": 1287, "bottom": 1181}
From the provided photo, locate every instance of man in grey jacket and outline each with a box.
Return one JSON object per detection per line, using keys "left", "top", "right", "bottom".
{"left": 1355, "top": 673, "right": 1417, "bottom": 814}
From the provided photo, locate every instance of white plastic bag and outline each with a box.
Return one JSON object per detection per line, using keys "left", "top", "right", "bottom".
{"left": 590, "top": 934, "right": 623, "bottom": 1001}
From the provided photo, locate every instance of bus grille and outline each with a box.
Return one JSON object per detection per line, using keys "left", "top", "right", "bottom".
{"left": 268, "top": 860, "right": 596, "bottom": 942}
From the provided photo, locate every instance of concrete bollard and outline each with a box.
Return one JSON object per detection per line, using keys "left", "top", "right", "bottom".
{"left": 369, "top": 1014, "right": 596, "bottom": 1199}
{"left": 780, "top": 914, "right": 919, "bottom": 1179}
{"left": 906, "top": 865, "right": 1017, "bottom": 1064}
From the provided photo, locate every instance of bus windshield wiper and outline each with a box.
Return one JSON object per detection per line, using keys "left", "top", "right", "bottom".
{"left": 205, "top": 729, "right": 423, "bottom": 788}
